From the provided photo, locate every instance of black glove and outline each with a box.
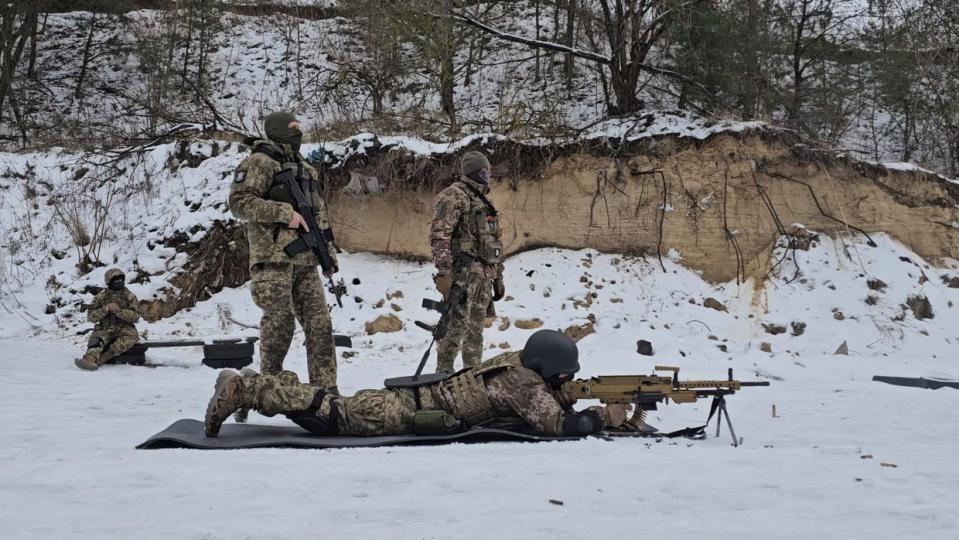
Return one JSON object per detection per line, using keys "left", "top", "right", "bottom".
{"left": 561, "top": 410, "right": 603, "bottom": 436}
{"left": 492, "top": 277, "right": 505, "bottom": 302}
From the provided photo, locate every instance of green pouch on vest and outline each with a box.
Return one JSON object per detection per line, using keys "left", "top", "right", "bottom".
{"left": 413, "top": 410, "right": 463, "bottom": 436}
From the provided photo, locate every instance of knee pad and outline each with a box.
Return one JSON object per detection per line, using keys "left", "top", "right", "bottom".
{"left": 286, "top": 392, "right": 340, "bottom": 435}
{"left": 87, "top": 336, "right": 104, "bottom": 348}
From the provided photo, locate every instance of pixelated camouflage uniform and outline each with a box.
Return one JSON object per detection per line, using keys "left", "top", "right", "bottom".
{"left": 230, "top": 138, "right": 338, "bottom": 391}
{"left": 235, "top": 351, "right": 605, "bottom": 436}
{"left": 82, "top": 268, "right": 140, "bottom": 366}
{"left": 430, "top": 175, "right": 504, "bottom": 374}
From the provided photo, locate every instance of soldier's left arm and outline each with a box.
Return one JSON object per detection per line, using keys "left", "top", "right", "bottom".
{"left": 306, "top": 164, "right": 339, "bottom": 270}
{"left": 429, "top": 188, "right": 469, "bottom": 275}
{"left": 115, "top": 291, "right": 141, "bottom": 324}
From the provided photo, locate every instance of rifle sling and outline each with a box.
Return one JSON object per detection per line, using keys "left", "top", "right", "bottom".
{"left": 460, "top": 179, "right": 498, "bottom": 217}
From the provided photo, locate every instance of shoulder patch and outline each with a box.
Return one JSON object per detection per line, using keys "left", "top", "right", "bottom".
{"left": 234, "top": 170, "right": 247, "bottom": 183}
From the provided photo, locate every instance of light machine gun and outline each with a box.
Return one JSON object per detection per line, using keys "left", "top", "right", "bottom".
{"left": 562, "top": 366, "right": 770, "bottom": 446}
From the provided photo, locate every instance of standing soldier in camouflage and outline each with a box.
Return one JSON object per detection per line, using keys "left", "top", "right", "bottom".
{"left": 429, "top": 151, "right": 505, "bottom": 374}
{"left": 74, "top": 269, "right": 140, "bottom": 371}
{"left": 230, "top": 111, "right": 340, "bottom": 395}
{"left": 205, "top": 330, "right": 631, "bottom": 438}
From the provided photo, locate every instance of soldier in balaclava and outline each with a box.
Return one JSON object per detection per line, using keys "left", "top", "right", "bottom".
{"left": 229, "top": 112, "right": 339, "bottom": 395}
{"left": 428, "top": 151, "right": 505, "bottom": 374}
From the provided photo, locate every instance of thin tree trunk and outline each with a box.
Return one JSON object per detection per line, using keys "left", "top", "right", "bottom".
{"left": 788, "top": 0, "right": 809, "bottom": 123}
{"left": 181, "top": 2, "right": 194, "bottom": 80}
{"left": 565, "top": 0, "right": 576, "bottom": 91}
{"left": 7, "top": 90, "right": 28, "bottom": 144}
{"left": 0, "top": 3, "right": 36, "bottom": 121}
{"left": 75, "top": 12, "right": 97, "bottom": 100}
{"left": 534, "top": 0, "right": 540, "bottom": 82}
{"left": 440, "top": 55, "right": 457, "bottom": 134}
{"left": 27, "top": 11, "right": 39, "bottom": 78}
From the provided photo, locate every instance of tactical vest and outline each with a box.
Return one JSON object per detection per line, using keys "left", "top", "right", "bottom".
{"left": 254, "top": 146, "right": 316, "bottom": 206}
{"left": 439, "top": 354, "right": 515, "bottom": 426}
{"left": 450, "top": 182, "right": 503, "bottom": 268}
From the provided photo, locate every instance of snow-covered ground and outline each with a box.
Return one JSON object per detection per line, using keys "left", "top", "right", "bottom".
{"left": 2, "top": 234, "right": 959, "bottom": 538}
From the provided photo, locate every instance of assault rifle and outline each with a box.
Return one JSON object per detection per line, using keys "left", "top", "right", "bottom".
{"left": 562, "top": 366, "right": 770, "bottom": 446}
{"left": 274, "top": 166, "right": 347, "bottom": 308}
{"left": 383, "top": 285, "right": 467, "bottom": 388}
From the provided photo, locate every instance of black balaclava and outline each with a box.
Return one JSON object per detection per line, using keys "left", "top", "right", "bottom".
{"left": 461, "top": 151, "right": 491, "bottom": 185}
{"left": 108, "top": 277, "right": 124, "bottom": 291}
{"left": 264, "top": 111, "right": 303, "bottom": 154}
{"left": 467, "top": 169, "right": 491, "bottom": 185}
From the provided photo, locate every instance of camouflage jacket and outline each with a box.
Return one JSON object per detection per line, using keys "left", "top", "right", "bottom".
{"left": 229, "top": 139, "right": 337, "bottom": 269}
{"left": 87, "top": 287, "right": 140, "bottom": 332}
{"left": 429, "top": 176, "right": 504, "bottom": 279}
{"left": 429, "top": 351, "right": 604, "bottom": 436}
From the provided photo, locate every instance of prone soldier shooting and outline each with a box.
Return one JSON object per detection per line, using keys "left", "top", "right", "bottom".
{"left": 203, "top": 329, "right": 769, "bottom": 441}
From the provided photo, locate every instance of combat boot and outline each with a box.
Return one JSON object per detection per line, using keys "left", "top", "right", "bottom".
{"left": 205, "top": 370, "right": 249, "bottom": 437}
{"left": 74, "top": 356, "right": 99, "bottom": 371}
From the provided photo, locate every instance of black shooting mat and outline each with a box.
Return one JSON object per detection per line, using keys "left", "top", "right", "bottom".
{"left": 137, "top": 419, "right": 581, "bottom": 450}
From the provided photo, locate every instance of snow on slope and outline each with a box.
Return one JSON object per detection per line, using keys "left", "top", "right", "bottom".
{"left": 0, "top": 128, "right": 951, "bottom": 342}
{"left": 1, "top": 234, "right": 959, "bottom": 538}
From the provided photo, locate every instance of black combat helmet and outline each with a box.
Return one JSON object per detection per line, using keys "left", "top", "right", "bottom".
{"left": 105, "top": 268, "right": 126, "bottom": 291}
{"left": 520, "top": 329, "right": 580, "bottom": 381}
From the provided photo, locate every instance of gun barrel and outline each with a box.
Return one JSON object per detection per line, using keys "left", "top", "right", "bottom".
{"left": 740, "top": 381, "right": 771, "bottom": 387}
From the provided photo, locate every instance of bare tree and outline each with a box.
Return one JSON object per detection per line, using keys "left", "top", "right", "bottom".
{"left": 0, "top": 1, "right": 39, "bottom": 141}
{"left": 385, "top": 0, "right": 490, "bottom": 134}
{"left": 454, "top": 1, "right": 694, "bottom": 115}
{"left": 774, "top": 0, "right": 862, "bottom": 131}
{"left": 327, "top": 0, "right": 409, "bottom": 119}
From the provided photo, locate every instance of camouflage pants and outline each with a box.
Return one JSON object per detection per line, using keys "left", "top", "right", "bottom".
{"left": 436, "top": 272, "right": 493, "bottom": 374}
{"left": 244, "top": 371, "right": 418, "bottom": 436}
{"left": 84, "top": 327, "right": 138, "bottom": 366}
{"left": 250, "top": 263, "right": 336, "bottom": 390}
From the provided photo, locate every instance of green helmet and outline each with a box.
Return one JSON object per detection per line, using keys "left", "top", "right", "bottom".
{"left": 520, "top": 330, "right": 579, "bottom": 381}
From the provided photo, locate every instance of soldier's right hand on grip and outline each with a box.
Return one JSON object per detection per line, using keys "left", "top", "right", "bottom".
{"left": 434, "top": 273, "right": 452, "bottom": 299}
{"left": 562, "top": 410, "right": 604, "bottom": 436}
{"left": 603, "top": 404, "right": 633, "bottom": 428}
{"left": 288, "top": 211, "right": 309, "bottom": 231}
